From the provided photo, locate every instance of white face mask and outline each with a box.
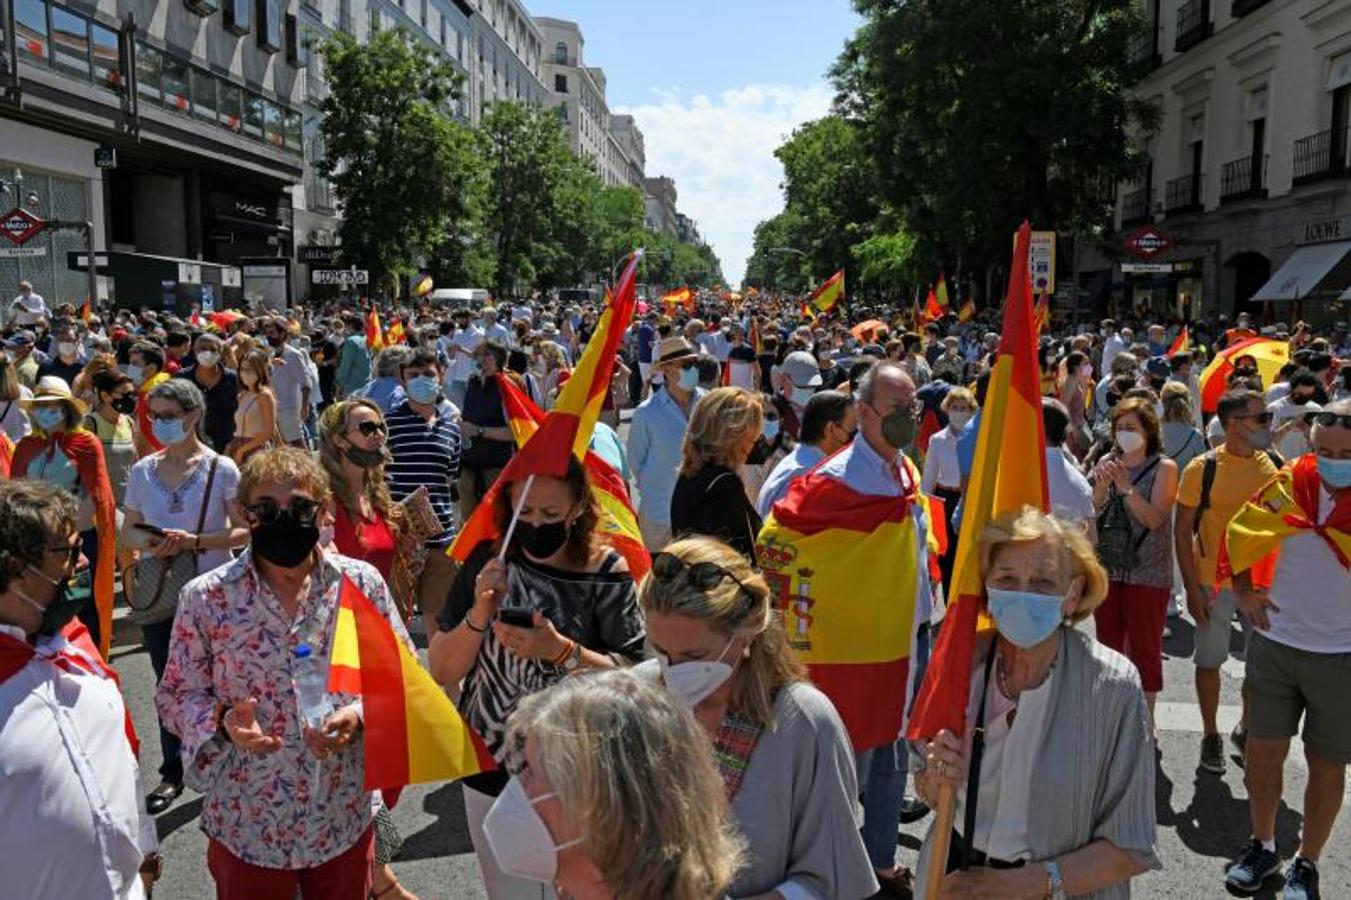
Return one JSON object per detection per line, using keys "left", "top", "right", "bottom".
{"left": 791, "top": 386, "right": 815, "bottom": 407}
{"left": 947, "top": 409, "right": 973, "bottom": 430}
{"left": 1115, "top": 430, "right": 1145, "bottom": 454}
{"left": 196, "top": 351, "right": 220, "bottom": 368}
{"left": 656, "top": 635, "right": 737, "bottom": 709}
{"left": 57, "top": 342, "right": 78, "bottom": 358}
{"left": 482, "top": 776, "right": 583, "bottom": 884}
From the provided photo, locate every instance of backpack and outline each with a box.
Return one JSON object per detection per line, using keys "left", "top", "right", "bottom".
{"left": 1191, "top": 448, "right": 1284, "bottom": 555}
{"left": 1095, "top": 456, "right": 1160, "bottom": 573}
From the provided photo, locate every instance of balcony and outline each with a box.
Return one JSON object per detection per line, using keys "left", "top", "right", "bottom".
{"left": 1231, "top": 0, "right": 1271, "bottom": 16}
{"left": 1220, "top": 154, "right": 1268, "bottom": 203}
{"left": 1175, "top": 0, "right": 1213, "bottom": 52}
{"left": 1292, "top": 129, "right": 1351, "bottom": 185}
{"left": 1165, "top": 173, "right": 1205, "bottom": 214}
{"left": 1121, "top": 187, "right": 1150, "bottom": 225}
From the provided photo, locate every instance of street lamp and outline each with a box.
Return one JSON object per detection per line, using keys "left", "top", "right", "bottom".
{"left": 767, "top": 246, "right": 807, "bottom": 257}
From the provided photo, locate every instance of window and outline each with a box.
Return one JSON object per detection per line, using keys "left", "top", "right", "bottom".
{"left": 191, "top": 68, "right": 217, "bottom": 121}
{"left": 15, "top": 0, "right": 49, "bottom": 62}
{"left": 257, "top": 0, "right": 282, "bottom": 51}
{"left": 264, "top": 99, "right": 285, "bottom": 146}
{"left": 285, "top": 14, "right": 303, "bottom": 65}
{"left": 135, "top": 41, "right": 161, "bottom": 103}
{"left": 185, "top": 0, "right": 220, "bottom": 15}
{"left": 161, "top": 53, "right": 189, "bottom": 111}
{"left": 50, "top": 6, "right": 90, "bottom": 77}
{"left": 91, "top": 22, "right": 122, "bottom": 90}
{"left": 243, "top": 92, "right": 265, "bottom": 137}
{"left": 224, "top": 0, "right": 251, "bottom": 35}
{"left": 554, "top": 73, "right": 566, "bottom": 93}
{"left": 553, "top": 40, "right": 566, "bottom": 64}
{"left": 283, "top": 108, "right": 302, "bottom": 151}
{"left": 219, "top": 83, "right": 243, "bottom": 131}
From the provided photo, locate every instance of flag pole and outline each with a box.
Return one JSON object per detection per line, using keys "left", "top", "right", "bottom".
{"left": 498, "top": 474, "right": 535, "bottom": 561}
{"left": 923, "top": 786, "right": 956, "bottom": 899}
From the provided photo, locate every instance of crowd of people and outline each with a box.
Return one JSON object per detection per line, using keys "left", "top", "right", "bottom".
{"left": 0, "top": 275, "right": 1348, "bottom": 899}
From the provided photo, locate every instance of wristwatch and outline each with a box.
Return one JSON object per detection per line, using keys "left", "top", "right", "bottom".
{"left": 562, "top": 640, "right": 584, "bottom": 672}
{"left": 1044, "top": 859, "right": 1065, "bottom": 900}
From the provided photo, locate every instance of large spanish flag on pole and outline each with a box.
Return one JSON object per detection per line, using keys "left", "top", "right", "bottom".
{"left": 756, "top": 453, "right": 931, "bottom": 752}
{"left": 328, "top": 576, "right": 495, "bottom": 791}
{"left": 807, "top": 269, "right": 845, "bottom": 316}
{"left": 907, "top": 220, "right": 1048, "bottom": 896}
{"left": 449, "top": 251, "right": 644, "bottom": 563}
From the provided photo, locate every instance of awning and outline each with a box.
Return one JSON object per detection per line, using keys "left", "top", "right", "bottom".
{"left": 1251, "top": 240, "right": 1351, "bottom": 302}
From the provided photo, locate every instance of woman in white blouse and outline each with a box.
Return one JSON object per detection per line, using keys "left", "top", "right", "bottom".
{"left": 921, "top": 386, "right": 977, "bottom": 591}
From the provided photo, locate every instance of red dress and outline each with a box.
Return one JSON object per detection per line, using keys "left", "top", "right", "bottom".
{"left": 332, "top": 502, "right": 396, "bottom": 581}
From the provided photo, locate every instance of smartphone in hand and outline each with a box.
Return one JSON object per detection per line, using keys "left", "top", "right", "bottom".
{"left": 497, "top": 608, "right": 535, "bottom": 629}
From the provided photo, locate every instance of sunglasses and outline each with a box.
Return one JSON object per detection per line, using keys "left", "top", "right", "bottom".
{"left": 651, "top": 552, "right": 751, "bottom": 596}
{"left": 1313, "top": 412, "right": 1351, "bottom": 429}
{"left": 351, "top": 420, "right": 387, "bottom": 437}
{"left": 245, "top": 496, "right": 321, "bottom": 527}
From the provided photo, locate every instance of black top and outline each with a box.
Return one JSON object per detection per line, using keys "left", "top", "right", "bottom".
{"left": 460, "top": 374, "right": 513, "bottom": 470}
{"left": 316, "top": 337, "right": 340, "bottom": 405}
{"left": 37, "top": 357, "right": 83, "bottom": 386}
{"left": 670, "top": 464, "right": 762, "bottom": 563}
{"left": 176, "top": 365, "right": 238, "bottom": 451}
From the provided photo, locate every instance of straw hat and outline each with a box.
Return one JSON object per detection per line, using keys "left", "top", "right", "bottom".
{"left": 21, "top": 375, "right": 87, "bottom": 418}
{"left": 655, "top": 336, "right": 697, "bottom": 364}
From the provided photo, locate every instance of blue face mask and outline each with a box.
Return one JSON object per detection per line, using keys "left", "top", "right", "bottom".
{"left": 124, "top": 364, "right": 143, "bottom": 385}
{"left": 33, "top": 407, "right": 66, "bottom": 432}
{"left": 151, "top": 417, "right": 188, "bottom": 446}
{"left": 1317, "top": 455, "right": 1351, "bottom": 489}
{"left": 406, "top": 375, "right": 441, "bottom": 405}
{"left": 985, "top": 586, "right": 1066, "bottom": 648}
{"left": 677, "top": 366, "right": 699, "bottom": 391}
{"left": 763, "top": 419, "right": 781, "bottom": 441}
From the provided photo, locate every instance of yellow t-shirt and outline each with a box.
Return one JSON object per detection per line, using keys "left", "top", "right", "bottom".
{"left": 1177, "top": 444, "right": 1280, "bottom": 586}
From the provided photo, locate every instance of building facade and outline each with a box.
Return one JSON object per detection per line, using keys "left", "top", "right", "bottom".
{"left": 535, "top": 16, "right": 642, "bottom": 189}
{"left": 1086, "top": 0, "right": 1351, "bottom": 325}
{"left": 644, "top": 174, "right": 677, "bottom": 236}
{"left": 676, "top": 211, "right": 701, "bottom": 246}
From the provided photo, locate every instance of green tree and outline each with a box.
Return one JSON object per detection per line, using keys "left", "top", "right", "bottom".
{"left": 832, "top": 0, "right": 1157, "bottom": 288}
{"left": 318, "top": 28, "right": 484, "bottom": 294}
{"left": 851, "top": 228, "right": 922, "bottom": 303}
{"left": 744, "top": 211, "right": 810, "bottom": 292}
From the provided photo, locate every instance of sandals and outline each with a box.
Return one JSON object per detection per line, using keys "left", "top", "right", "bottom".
{"left": 145, "top": 781, "right": 182, "bottom": 815}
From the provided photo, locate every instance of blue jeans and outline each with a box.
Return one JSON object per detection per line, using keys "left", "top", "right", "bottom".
{"left": 856, "top": 624, "right": 932, "bottom": 870}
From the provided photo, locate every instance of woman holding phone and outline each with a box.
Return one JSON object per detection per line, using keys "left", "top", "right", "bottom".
{"left": 428, "top": 456, "right": 646, "bottom": 898}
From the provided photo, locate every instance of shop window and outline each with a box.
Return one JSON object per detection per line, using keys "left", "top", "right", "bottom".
{"left": 243, "top": 92, "right": 265, "bottom": 137}
{"left": 257, "top": 0, "right": 282, "bottom": 52}
{"left": 91, "top": 21, "right": 122, "bottom": 90}
{"left": 283, "top": 108, "right": 302, "bottom": 152}
{"left": 264, "top": 100, "right": 285, "bottom": 147}
{"left": 191, "top": 68, "right": 217, "bottom": 121}
{"left": 224, "top": 0, "right": 251, "bottom": 35}
{"left": 135, "top": 41, "right": 162, "bottom": 103}
{"left": 50, "top": 6, "right": 90, "bottom": 78}
{"left": 161, "top": 54, "right": 190, "bottom": 112}
{"left": 219, "top": 83, "right": 243, "bottom": 132}
{"left": 15, "top": 0, "right": 49, "bottom": 62}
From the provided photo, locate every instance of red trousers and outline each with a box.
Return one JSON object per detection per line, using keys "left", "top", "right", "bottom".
{"left": 1093, "top": 581, "right": 1168, "bottom": 692}
{"left": 207, "top": 825, "right": 374, "bottom": 900}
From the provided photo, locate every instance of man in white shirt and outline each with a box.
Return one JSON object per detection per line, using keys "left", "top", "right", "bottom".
{"left": 9, "top": 280, "right": 49, "bottom": 327}
{"left": 445, "top": 307, "right": 483, "bottom": 409}
{"left": 481, "top": 306, "right": 513, "bottom": 349}
{"left": 1100, "top": 318, "right": 1126, "bottom": 376}
{"left": 0, "top": 479, "right": 160, "bottom": 898}
{"left": 1042, "top": 398, "right": 1096, "bottom": 531}
{"left": 260, "top": 317, "right": 311, "bottom": 445}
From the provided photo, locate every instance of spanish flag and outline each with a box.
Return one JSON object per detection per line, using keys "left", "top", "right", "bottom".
{"left": 386, "top": 318, "right": 406, "bottom": 345}
{"left": 411, "top": 273, "right": 434, "bottom": 298}
{"left": 749, "top": 319, "right": 763, "bottom": 355}
{"left": 1198, "top": 337, "right": 1289, "bottom": 413}
{"left": 957, "top": 299, "right": 977, "bottom": 323}
{"left": 1218, "top": 454, "right": 1351, "bottom": 587}
{"left": 808, "top": 269, "right": 845, "bottom": 315}
{"left": 661, "top": 286, "right": 694, "bottom": 314}
{"left": 1167, "top": 325, "right": 1190, "bottom": 357}
{"left": 492, "top": 372, "right": 650, "bottom": 580}
{"left": 80, "top": 297, "right": 92, "bottom": 322}
{"left": 907, "top": 220, "right": 1048, "bottom": 744}
{"left": 450, "top": 251, "right": 643, "bottom": 561}
{"left": 923, "top": 286, "right": 944, "bottom": 322}
{"left": 365, "top": 306, "right": 385, "bottom": 352}
{"left": 328, "top": 576, "right": 495, "bottom": 791}
{"left": 1033, "top": 294, "right": 1050, "bottom": 334}
{"left": 757, "top": 453, "right": 931, "bottom": 751}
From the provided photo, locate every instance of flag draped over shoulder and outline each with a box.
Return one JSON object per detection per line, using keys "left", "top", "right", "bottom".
{"left": 1218, "top": 454, "right": 1351, "bottom": 586}
{"left": 808, "top": 270, "right": 845, "bottom": 315}
{"left": 492, "top": 372, "right": 650, "bottom": 580}
{"left": 757, "top": 453, "right": 929, "bottom": 751}
{"left": 449, "top": 251, "right": 644, "bottom": 564}
{"left": 328, "top": 576, "right": 494, "bottom": 791}
{"left": 907, "top": 220, "right": 1049, "bottom": 744}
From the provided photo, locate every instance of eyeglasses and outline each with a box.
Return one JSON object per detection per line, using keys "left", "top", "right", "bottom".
{"left": 351, "top": 420, "right": 387, "bottom": 437}
{"left": 1313, "top": 412, "right": 1351, "bottom": 429}
{"left": 244, "top": 496, "right": 321, "bottom": 527}
{"left": 148, "top": 410, "right": 186, "bottom": 422}
{"left": 651, "top": 552, "right": 751, "bottom": 597}
{"left": 46, "top": 542, "right": 82, "bottom": 567}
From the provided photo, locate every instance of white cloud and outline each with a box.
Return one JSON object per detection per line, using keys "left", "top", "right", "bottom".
{"left": 618, "top": 83, "right": 833, "bottom": 288}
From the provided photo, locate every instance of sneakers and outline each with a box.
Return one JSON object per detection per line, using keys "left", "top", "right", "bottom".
{"left": 1283, "top": 857, "right": 1319, "bottom": 900}
{"left": 1224, "top": 839, "right": 1280, "bottom": 892}
{"left": 1200, "top": 733, "right": 1226, "bottom": 773}
{"left": 1230, "top": 723, "right": 1248, "bottom": 756}
{"left": 898, "top": 797, "right": 930, "bottom": 825}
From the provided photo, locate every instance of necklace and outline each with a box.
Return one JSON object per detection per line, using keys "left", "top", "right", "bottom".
{"left": 159, "top": 453, "right": 204, "bottom": 514}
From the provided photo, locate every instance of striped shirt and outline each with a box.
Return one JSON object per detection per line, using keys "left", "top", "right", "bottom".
{"left": 386, "top": 398, "right": 462, "bottom": 547}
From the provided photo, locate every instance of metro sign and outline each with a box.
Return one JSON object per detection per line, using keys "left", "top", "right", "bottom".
{"left": 1124, "top": 227, "right": 1173, "bottom": 260}
{"left": 0, "top": 207, "right": 45, "bottom": 246}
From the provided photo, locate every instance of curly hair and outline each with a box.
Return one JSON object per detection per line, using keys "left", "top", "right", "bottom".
{"left": 0, "top": 479, "right": 78, "bottom": 594}
{"left": 317, "top": 400, "right": 403, "bottom": 539}
{"left": 679, "top": 386, "right": 763, "bottom": 477}
{"left": 237, "top": 446, "right": 332, "bottom": 509}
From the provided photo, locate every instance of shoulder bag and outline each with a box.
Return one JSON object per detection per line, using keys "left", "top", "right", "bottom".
{"left": 126, "top": 455, "right": 220, "bottom": 625}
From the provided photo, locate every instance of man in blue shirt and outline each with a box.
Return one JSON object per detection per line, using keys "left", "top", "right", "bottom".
{"left": 334, "top": 313, "right": 372, "bottom": 400}
{"left": 627, "top": 336, "right": 704, "bottom": 550}
{"left": 757, "top": 390, "right": 855, "bottom": 516}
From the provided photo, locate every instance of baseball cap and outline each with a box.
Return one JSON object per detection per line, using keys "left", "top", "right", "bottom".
{"left": 781, "top": 350, "right": 823, "bottom": 387}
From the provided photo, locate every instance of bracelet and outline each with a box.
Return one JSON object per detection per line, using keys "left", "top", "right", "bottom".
{"left": 550, "top": 638, "right": 576, "bottom": 666}
{"left": 463, "top": 610, "right": 487, "bottom": 633}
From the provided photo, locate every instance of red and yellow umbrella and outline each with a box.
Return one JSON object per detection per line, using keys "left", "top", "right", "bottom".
{"left": 1198, "top": 337, "right": 1289, "bottom": 413}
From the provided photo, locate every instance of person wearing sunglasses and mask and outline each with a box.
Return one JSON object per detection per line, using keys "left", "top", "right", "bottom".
{"left": 487, "top": 668, "right": 745, "bottom": 899}
{"left": 639, "top": 537, "right": 878, "bottom": 899}
{"left": 157, "top": 448, "right": 409, "bottom": 899}
{"left": 121, "top": 378, "right": 248, "bottom": 815}
{"left": 178, "top": 332, "right": 238, "bottom": 453}
{"left": 0, "top": 479, "right": 164, "bottom": 899}
{"left": 85, "top": 368, "right": 141, "bottom": 507}
{"left": 429, "top": 455, "right": 645, "bottom": 898}
{"left": 917, "top": 507, "right": 1159, "bottom": 898}
{"left": 628, "top": 336, "right": 706, "bottom": 551}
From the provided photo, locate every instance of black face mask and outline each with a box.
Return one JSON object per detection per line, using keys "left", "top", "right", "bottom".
{"left": 515, "top": 519, "right": 569, "bottom": 560}
{"left": 251, "top": 510, "right": 320, "bottom": 568}
{"left": 110, "top": 395, "right": 137, "bottom": 415}
{"left": 344, "top": 444, "right": 387, "bottom": 468}
{"left": 745, "top": 436, "right": 775, "bottom": 465}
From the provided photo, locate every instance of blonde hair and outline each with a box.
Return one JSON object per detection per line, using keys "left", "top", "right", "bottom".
{"left": 238, "top": 349, "right": 273, "bottom": 391}
{"left": 1160, "top": 381, "right": 1194, "bottom": 424}
{"left": 679, "top": 386, "right": 762, "bottom": 477}
{"left": 941, "top": 386, "right": 977, "bottom": 412}
{"left": 639, "top": 536, "right": 805, "bottom": 728}
{"left": 538, "top": 341, "right": 567, "bottom": 372}
{"left": 317, "top": 400, "right": 402, "bottom": 538}
{"left": 507, "top": 670, "right": 745, "bottom": 900}
{"left": 237, "top": 446, "right": 332, "bottom": 509}
{"left": 979, "top": 506, "right": 1108, "bottom": 621}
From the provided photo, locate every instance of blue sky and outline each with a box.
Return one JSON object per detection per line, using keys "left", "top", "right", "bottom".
{"left": 530, "top": 0, "right": 862, "bottom": 285}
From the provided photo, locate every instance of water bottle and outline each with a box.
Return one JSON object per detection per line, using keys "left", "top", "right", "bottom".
{"left": 292, "top": 643, "right": 332, "bottom": 730}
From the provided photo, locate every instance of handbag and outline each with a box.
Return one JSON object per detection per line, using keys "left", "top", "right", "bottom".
{"left": 126, "top": 456, "right": 220, "bottom": 625}
{"left": 1094, "top": 456, "right": 1159, "bottom": 574}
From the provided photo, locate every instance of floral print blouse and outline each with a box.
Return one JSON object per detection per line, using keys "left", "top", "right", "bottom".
{"left": 156, "top": 548, "right": 409, "bottom": 869}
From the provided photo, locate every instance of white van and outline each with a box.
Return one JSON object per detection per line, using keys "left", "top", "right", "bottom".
{"left": 428, "top": 288, "right": 489, "bottom": 308}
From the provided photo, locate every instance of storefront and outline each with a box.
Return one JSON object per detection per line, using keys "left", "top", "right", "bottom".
{"left": 1122, "top": 257, "right": 1205, "bottom": 321}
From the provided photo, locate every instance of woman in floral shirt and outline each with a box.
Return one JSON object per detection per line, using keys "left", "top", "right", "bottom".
{"left": 156, "top": 447, "right": 410, "bottom": 899}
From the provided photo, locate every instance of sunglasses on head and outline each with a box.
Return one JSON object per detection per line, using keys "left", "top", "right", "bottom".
{"left": 651, "top": 552, "right": 751, "bottom": 596}
{"left": 352, "top": 420, "right": 387, "bottom": 437}
{"left": 245, "top": 496, "right": 321, "bottom": 527}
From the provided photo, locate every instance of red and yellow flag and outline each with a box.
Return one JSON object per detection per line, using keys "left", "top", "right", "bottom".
{"left": 661, "top": 286, "right": 694, "bottom": 314}
{"left": 1198, "top": 337, "right": 1289, "bottom": 413}
{"left": 935, "top": 273, "right": 951, "bottom": 312}
{"left": 365, "top": 307, "right": 385, "bottom": 352}
{"left": 757, "top": 455, "right": 930, "bottom": 751}
{"left": 923, "top": 287, "right": 944, "bottom": 322}
{"left": 957, "top": 299, "right": 977, "bottom": 323}
{"left": 1167, "top": 325, "right": 1190, "bottom": 357}
{"left": 1033, "top": 294, "right": 1050, "bottom": 334}
{"left": 80, "top": 297, "right": 92, "bottom": 323}
{"left": 328, "top": 576, "right": 495, "bottom": 790}
{"left": 749, "top": 319, "right": 763, "bottom": 355}
{"left": 907, "top": 220, "right": 1048, "bottom": 744}
{"left": 808, "top": 269, "right": 845, "bottom": 315}
{"left": 386, "top": 318, "right": 406, "bottom": 345}
{"left": 492, "top": 373, "right": 650, "bottom": 580}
